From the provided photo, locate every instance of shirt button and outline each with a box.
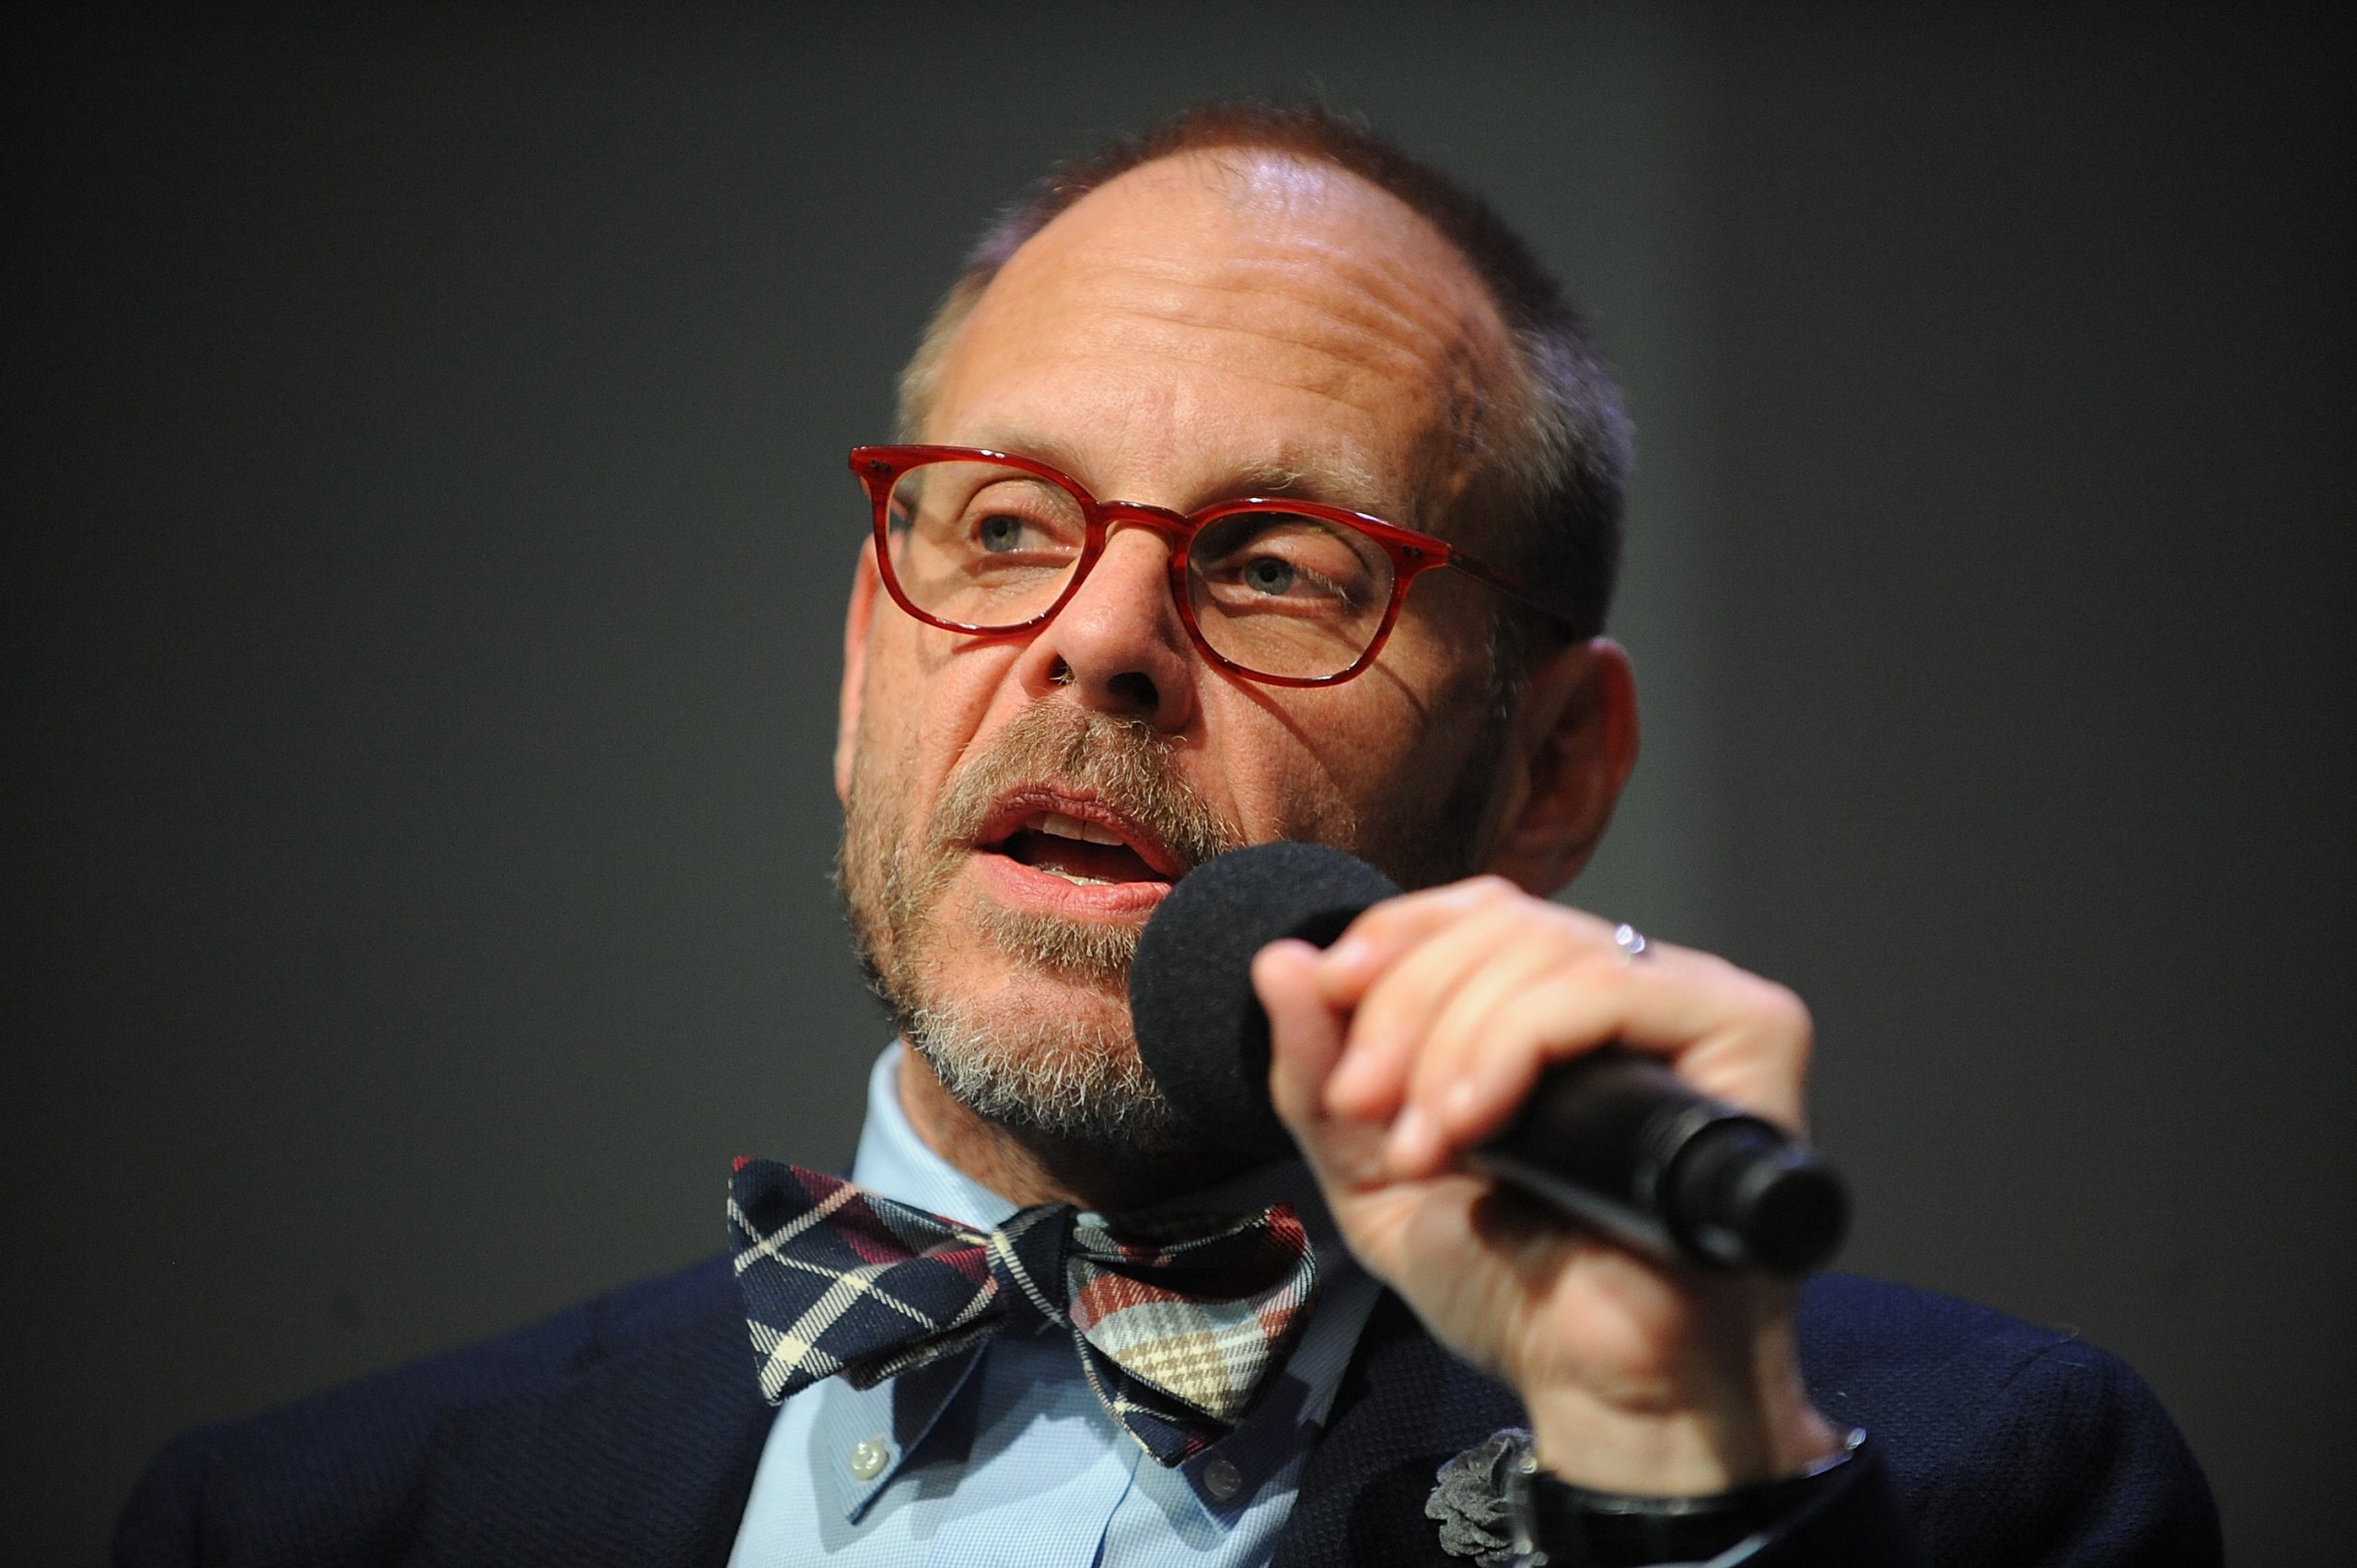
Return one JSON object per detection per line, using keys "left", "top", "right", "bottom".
{"left": 1202, "top": 1456, "right": 1243, "bottom": 1502}
{"left": 847, "top": 1436, "right": 889, "bottom": 1481}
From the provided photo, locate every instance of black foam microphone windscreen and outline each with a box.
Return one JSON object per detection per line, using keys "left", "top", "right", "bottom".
{"left": 1129, "top": 841, "right": 1403, "bottom": 1167}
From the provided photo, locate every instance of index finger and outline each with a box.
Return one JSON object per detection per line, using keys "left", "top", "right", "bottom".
{"left": 1317, "top": 875, "right": 1527, "bottom": 1007}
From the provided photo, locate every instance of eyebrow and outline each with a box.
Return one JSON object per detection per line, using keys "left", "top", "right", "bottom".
{"left": 963, "top": 428, "right": 1393, "bottom": 518}
{"left": 1225, "top": 453, "right": 1389, "bottom": 508}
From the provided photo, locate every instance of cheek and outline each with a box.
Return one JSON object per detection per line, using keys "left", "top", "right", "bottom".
{"left": 855, "top": 627, "right": 1022, "bottom": 807}
{"left": 1202, "top": 687, "right": 1421, "bottom": 843}
{"left": 1209, "top": 646, "right": 1495, "bottom": 863}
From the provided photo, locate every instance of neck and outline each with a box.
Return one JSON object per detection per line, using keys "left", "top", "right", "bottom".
{"left": 894, "top": 1046, "right": 1238, "bottom": 1213}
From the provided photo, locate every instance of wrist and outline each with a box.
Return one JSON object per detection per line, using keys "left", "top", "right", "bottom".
{"left": 1523, "top": 1315, "right": 1840, "bottom": 1493}
{"left": 1527, "top": 1394, "right": 1840, "bottom": 1495}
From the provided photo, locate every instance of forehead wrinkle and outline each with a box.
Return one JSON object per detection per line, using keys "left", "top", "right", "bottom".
{"left": 974, "top": 298, "right": 1448, "bottom": 516}
{"left": 951, "top": 279, "right": 1425, "bottom": 484}
{"left": 958, "top": 408, "right": 1386, "bottom": 517}
{"left": 961, "top": 341, "right": 1407, "bottom": 514}
{"left": 1088, "top": 310, "right": 1434, "bottom": 427}
{"left": 1042, "top": 238, "right": 1480, "bottom": 403}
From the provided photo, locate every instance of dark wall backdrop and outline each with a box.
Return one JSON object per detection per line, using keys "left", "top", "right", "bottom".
{"left": 6, "top": 6, "right": 2348, "bottom": 1561}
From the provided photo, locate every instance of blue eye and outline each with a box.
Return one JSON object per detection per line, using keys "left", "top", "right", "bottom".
{"left": 977, "top": 515, "right": 1026, "bottom": 552}
{"left": 1240, "top": 556, "right": 1297, "bottom": 595}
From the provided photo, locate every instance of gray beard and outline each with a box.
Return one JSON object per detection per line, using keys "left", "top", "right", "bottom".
{"left": 896, "top": 990, "right": 1189, "bottom": 1149}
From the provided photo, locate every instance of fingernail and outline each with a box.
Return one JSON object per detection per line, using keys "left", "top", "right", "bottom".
{"left": 1254, "top": 937, "right": 1304, "bottom": 970}
{"left": 1442, "top": 1078, "right": 1482, "bottom": 1127}
{"left": 1328, "top": 1043, "right": 1372, "bottom": 1099}
{"left": 1385, "top": 1105, "right": 1434, "bottom": 1169}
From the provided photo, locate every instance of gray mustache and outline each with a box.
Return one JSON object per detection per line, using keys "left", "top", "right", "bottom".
{"left": 928, "top": 703, "right": 1246, "bottom": 875}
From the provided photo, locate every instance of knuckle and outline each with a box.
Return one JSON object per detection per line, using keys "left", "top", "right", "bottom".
{"left": 1753, "top": 980, "right": 1815, "bottom": 1042}
{"left": 1454, "top": 874, "right": 1522, "bottom": 911}
{"left": 1565, "top": 944, "right": 1632, "bottom": 989}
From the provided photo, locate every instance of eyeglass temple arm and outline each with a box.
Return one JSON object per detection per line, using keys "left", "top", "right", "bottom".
{"left": 1443, "top": 547, "right": 1584, "bottom": 635}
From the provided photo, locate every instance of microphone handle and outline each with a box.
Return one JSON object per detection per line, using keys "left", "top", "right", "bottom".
{"left": 1468, "top": 1049, "right": 1850, "bottom": 1276}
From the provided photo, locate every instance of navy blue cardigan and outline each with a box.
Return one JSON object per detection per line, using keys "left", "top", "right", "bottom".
{"left": 116, "top": 1263, "right": 2220, "bottom": 1566}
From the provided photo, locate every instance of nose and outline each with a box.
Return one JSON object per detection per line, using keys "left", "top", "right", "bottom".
{"left": 1013, "top": 508, "right": 1199, "bottom": 730}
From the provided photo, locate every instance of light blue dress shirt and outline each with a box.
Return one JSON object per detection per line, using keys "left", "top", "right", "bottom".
{"left": 726, "top": 1043, "right": 1381, "bottom": 1567}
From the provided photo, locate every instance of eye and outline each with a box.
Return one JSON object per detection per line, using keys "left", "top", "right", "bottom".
{"left": 1239, "top": 555, "right": 1297, "bottom": 596}
{"left": 1191, "top": 512, "right": 1384, "bottom": 611}
{"left": 976, "top": 513, "right": 1028, "bottom": 552}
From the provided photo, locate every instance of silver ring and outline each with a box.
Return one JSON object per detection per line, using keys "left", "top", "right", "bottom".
{"left": 1612, "top": 923, "right": 1649, "bottom": 962}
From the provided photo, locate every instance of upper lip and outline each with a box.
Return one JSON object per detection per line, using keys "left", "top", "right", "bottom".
{"left": 971, "top": 786, "right": 1186, "bottom": 879}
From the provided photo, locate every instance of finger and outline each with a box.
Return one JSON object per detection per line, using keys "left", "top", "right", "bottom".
{"left": 1317, "top": 876, "right": 1527, "bottom": 1008}
{"left": 1330, "top": 895, "right": 1620, "bottom": 1123}
{"left": 1403, "top": 950, "right": 1815, "bottom": 1161}
{"left": 1253, "top": 938, "right": 1388, "bottom": 1191}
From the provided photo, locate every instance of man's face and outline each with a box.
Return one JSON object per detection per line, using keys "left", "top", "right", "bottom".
{"left": 836, "top": 151, "right": 1516, "bottom": 1145}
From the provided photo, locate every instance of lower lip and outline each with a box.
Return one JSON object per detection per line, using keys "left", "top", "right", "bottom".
{"left": 971, "top": 850, "right": 1173, "bottom": 919}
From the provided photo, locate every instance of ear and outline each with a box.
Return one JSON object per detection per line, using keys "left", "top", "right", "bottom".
{"left": 1480, "top": 637, "right": 1639, "bottom": 896}
{"left": 835, "top": 539, "right": 881, "bottom": 806}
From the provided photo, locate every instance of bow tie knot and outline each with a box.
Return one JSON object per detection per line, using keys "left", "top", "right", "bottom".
{"left": 727, "top": 1159, "right": 1318, "bottom": 1466}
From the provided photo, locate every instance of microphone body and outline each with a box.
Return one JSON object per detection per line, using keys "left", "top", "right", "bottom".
{"left": 1129, "top": 842, "right": 1849, "bottom": 1276}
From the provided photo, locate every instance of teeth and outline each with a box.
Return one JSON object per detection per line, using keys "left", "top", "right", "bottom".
{"left": 1039, "top": 866, "right": 1115, "bottom": 886}
{"left": 1027, "top": 810, "right": 1128, "bottom": 847}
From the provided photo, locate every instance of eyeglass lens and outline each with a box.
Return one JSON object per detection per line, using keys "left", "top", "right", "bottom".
{"left": 883, "top": 459, "right": 1397, "bottom": 680}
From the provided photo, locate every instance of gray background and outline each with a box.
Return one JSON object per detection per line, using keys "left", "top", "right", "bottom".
{"left": 6, "top": 5, "right": 2349, "bottom": 1561}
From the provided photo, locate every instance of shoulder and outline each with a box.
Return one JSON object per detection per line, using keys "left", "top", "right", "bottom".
{"left": 1796, "top": 1273, "right": 2223, "bottom": 1565}
{"left": 114, "top": 1256, "right": 745, "bottom": 1568}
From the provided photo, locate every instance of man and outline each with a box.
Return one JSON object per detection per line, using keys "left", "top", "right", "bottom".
{"left": 117, "top": 104, "right": 2219, "bottom": 1566}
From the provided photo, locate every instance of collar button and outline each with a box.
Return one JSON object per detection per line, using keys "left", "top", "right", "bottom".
{"left": 1202, "top": 1455, "right": 1243, "bottom": 1502}
{"left": 847, "top": 1435, "right": 889, "bottom": 1481}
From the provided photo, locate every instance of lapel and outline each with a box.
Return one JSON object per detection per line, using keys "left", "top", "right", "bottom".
{"left": 1271, "top": 1292, "right": 1525, "bottom": 1568}
{"left": 404, "top": 1258, "right": 774, "bottom": 1568}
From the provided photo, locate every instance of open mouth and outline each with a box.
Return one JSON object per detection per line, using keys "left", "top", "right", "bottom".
{"left": 981, "top": 805, "right": 1178, "bottom": 889}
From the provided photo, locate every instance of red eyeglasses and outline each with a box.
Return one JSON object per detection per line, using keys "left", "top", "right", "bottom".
{"left": 850, "top": 445, "right": 1567, "bottom": 687}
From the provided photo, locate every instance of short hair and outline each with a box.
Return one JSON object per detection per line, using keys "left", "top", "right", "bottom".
{"left": 895, "top": 101, "right": 1631, "bottom": 660}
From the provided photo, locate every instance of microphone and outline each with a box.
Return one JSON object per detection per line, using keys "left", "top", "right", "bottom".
{"left": 1128, "top": 842, "right": 1850, "bottom": 1276}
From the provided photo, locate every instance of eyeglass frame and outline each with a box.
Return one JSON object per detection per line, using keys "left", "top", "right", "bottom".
{"left": 849, "top": 444, "right": 1573, "bottom": 689}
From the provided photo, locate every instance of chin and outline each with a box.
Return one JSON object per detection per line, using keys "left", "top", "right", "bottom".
{"left": 908, "top": 1005, "right": 1254, "bottom": 1212}
{"left": 900, "top": 983, "right": 1186, "bottom": 1154}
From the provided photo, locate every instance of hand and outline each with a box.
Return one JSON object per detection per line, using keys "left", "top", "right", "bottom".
{"left": 1251, "top": 875, "right": 1842, "bottom": 1494}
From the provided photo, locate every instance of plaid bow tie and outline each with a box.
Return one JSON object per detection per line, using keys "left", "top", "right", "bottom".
{"left": 727, "top": 1158, "right": 1319, "bottom": 1466}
